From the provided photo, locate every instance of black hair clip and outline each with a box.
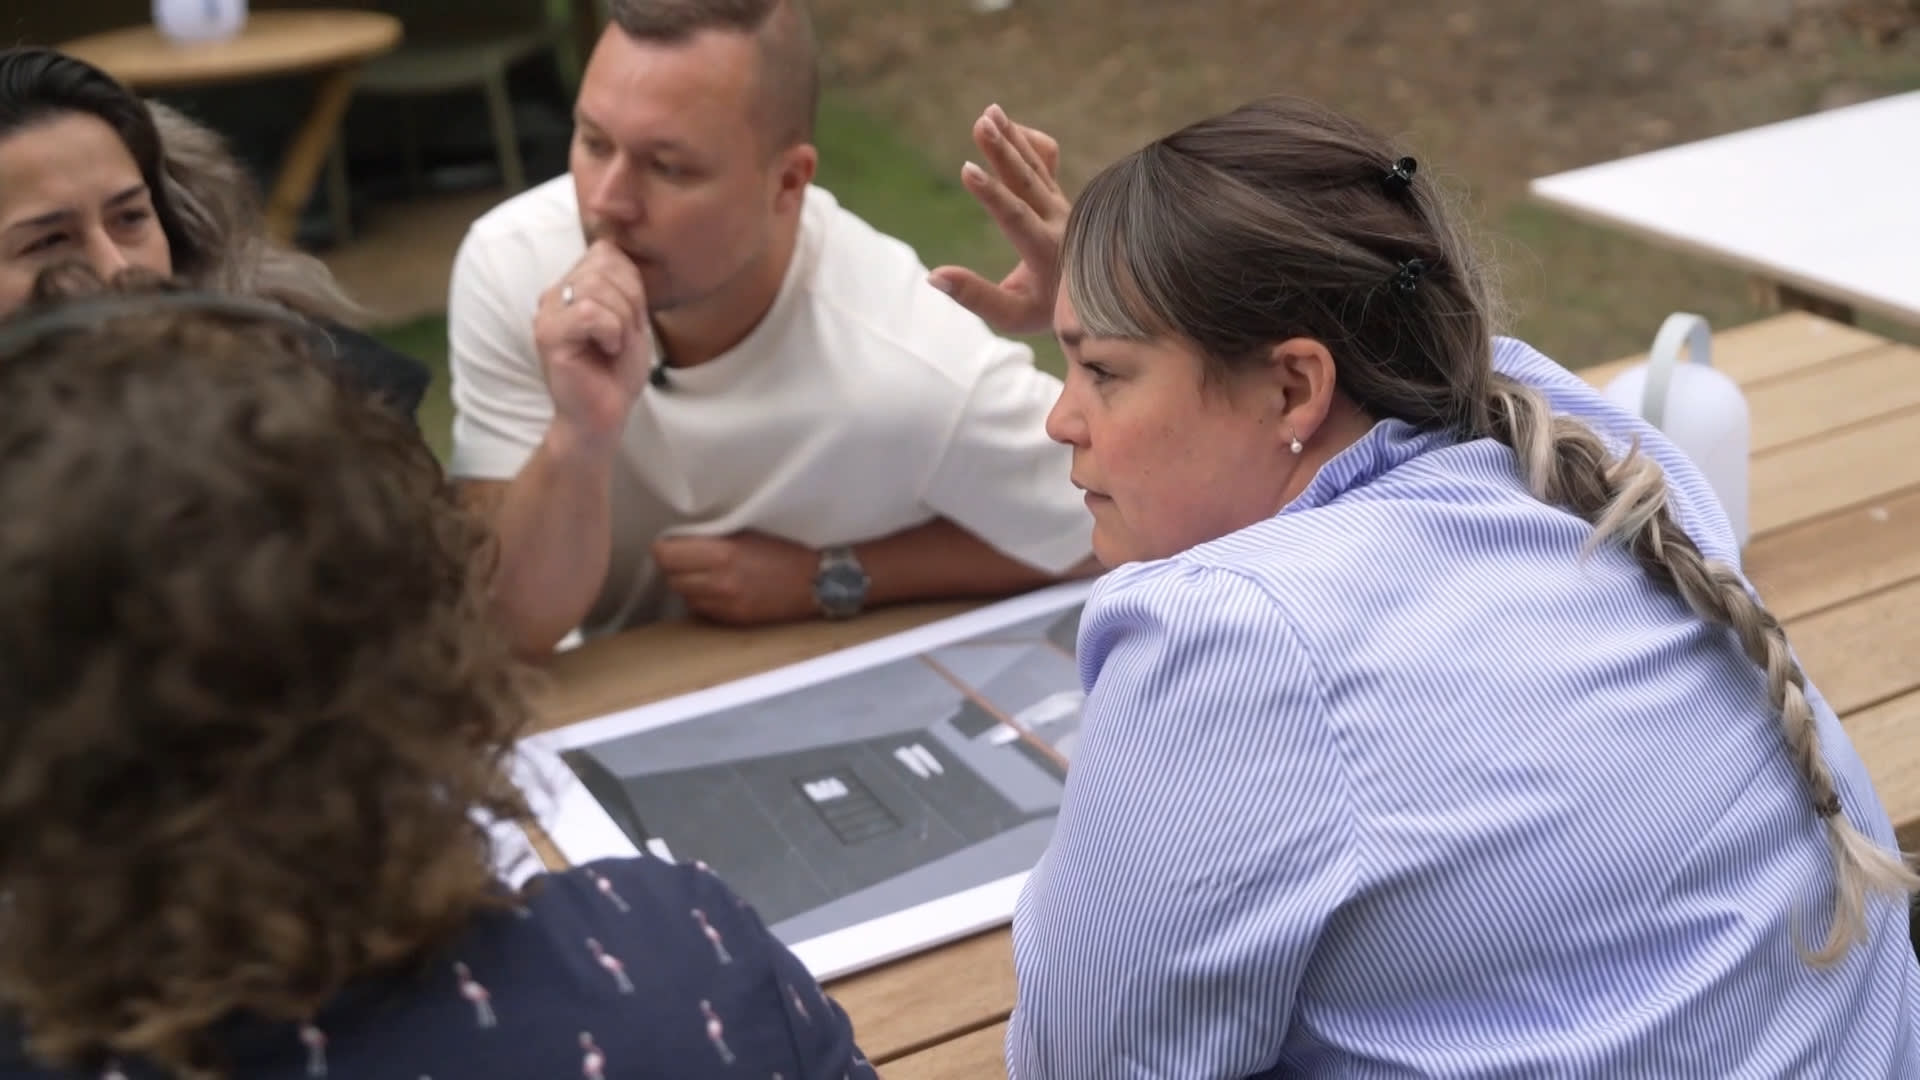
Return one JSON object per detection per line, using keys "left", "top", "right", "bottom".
{"left": 1382, "top": 156, "right": 1418, "bottom": 196}
{"left": 1391, "top": 258, "right": 1428, "bottom": 294}
{"left": 1815, "top": 792, "right": 1844, "bottom": 819}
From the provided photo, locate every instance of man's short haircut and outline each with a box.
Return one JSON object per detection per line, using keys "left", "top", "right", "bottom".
{"left": 606, "top": 0, "right": 819, "bottom": 150}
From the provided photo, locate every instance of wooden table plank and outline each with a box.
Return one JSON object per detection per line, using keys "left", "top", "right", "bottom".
{"left": 1577, "top": 311, "right": 1886, "bottom": 390}
{"left": 1751, "top": 409, "right": 1920, "bottom": 535}
{"left": 1745, "top": 345, "right": 1920, "bottom": 453}
{"left": 830, "top": 928, "right": 1016, "bottom": 1064}
{"left": 1787, "top": 578, "right": 1920, "bottom": 717}
{"left": 884, "top": 1021, "right": 1010, "bottom": 1080}
{"left": 1844, "top": 691, "right": 1920, "bottom": 852}
{"left": 1743, "top": 488, "right": 1920, "bottom": 621}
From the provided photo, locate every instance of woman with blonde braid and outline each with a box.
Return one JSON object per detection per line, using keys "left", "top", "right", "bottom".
{"left": 931, "top": 98, "right": 1919, "bottom": 1077}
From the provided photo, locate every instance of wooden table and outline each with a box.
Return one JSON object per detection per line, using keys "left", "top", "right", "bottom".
{"left": 530, "top": 312, "right": 1920, "bottom": 1078}
{"left": 62, "top": 10, "right": 403, "bottom": 246}
{"left": 1528, "top": 92, "right": 1920, "bottom": 327}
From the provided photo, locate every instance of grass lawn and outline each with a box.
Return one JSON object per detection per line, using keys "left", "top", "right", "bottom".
{"left": 372, "top": 92, "right": 1054, "bottom": 461}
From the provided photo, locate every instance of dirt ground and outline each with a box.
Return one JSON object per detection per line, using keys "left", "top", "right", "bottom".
{"left": 809, "top": 0, "right": 1920, "bottom": 363}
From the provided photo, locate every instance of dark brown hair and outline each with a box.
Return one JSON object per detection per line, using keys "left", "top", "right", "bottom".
{"left": 0, "top": 48, "right": 360, "bottom": 322}
{"left": 1063, "top": 93, "right": 1916, "bottom": 965}
{"left": 606, "top": 0, "right": 818, "bottom": 148}
{"left": 0, "top": 47, "right": 210, "bottom": 283}
{"left": 0, "top": 269, "right": 534, "bottom": 1075}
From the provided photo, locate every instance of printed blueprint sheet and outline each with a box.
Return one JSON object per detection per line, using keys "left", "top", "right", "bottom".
{"left": 514, "top": 581, "right": 1092, "bottom": 981}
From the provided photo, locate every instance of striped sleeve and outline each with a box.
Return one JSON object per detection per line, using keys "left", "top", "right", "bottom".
{"left": 1006, "top": 562, "right": 1360, "bottom": 1079}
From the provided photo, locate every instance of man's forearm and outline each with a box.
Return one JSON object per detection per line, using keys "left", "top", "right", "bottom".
{"left": 854, "top": 517, "right": 1098, "bottom": 609}
{"left": 470, "top": 424, "right": 618, "bottom": 657}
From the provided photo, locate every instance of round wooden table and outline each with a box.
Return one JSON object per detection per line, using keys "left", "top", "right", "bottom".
{"left": 63, "top": 10, "right": 404, "bottom": 245}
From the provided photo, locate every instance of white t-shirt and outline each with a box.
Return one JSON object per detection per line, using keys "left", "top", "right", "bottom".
{"left": 447, "top": 176, "right": 1092, "bottom": 635}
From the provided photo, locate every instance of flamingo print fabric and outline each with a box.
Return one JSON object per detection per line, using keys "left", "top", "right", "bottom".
{"left": 0, "top": 857, "right": 877, "bottom": 1079}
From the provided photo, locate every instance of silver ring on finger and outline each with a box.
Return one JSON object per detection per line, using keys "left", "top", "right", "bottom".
{"left": 561, "top": 282, "right": 576, "bottom": 307}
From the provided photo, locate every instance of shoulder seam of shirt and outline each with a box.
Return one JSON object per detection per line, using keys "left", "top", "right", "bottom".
{"left": 1096, "top": 557, "right": 1379, "bottom": 885}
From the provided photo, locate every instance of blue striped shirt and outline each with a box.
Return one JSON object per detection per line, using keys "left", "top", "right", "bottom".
{"left": 1007, "top": 337, "right": 1918, "bottom": 1078}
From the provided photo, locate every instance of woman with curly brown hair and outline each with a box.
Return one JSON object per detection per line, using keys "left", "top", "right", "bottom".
{"left": 0, "top": 270, "right": 876, "bottom": 1080}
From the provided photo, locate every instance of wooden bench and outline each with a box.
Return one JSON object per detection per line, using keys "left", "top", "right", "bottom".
{"left": 531, "top": 311, "right": 1920, "bottom": 1077}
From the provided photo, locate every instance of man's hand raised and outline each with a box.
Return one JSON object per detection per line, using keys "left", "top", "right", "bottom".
{"left": 533, "top": 239, "right": 653, "bottom": 450}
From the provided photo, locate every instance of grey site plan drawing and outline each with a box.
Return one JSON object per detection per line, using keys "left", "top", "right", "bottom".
{"left": 553, "top": 598, "right": 1087, "bottom": 951}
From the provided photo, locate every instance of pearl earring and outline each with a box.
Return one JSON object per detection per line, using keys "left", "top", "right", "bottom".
{"left": 1289, "top": 433, "right": 1304, "bottom": 455}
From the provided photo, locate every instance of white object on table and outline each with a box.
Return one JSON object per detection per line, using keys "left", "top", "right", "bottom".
{"left": 1601, "top": 313, "right": 1751, "bottom": 548}
{"left": 152, "top": 0, "right": 248, "bottom": 43}
{"left": 1529, "top": 91, "right": 1920, "bottom": 327}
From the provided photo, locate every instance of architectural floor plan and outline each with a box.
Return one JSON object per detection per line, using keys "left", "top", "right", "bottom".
{"left": 519, "top": 583, "right": 1093, "bottom": 979}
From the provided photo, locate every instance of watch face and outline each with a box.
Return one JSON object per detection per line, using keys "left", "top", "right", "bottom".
{"left": 816, "top": 560, "right": 868, "bottom": 616}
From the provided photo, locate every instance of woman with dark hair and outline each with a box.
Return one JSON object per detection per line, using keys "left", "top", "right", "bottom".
{"left": 0, "top": 45, "right": 428, "bottom": 421}
{"left": 0, "top": 268, "right": 876, "bottom": 1080}
{"left": 934, "top": 100, "right": 1918, "bottom": 1077}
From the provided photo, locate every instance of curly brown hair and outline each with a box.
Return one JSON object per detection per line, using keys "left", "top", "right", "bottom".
{"left": 0, "top": 269, "right": 535, "bottom": 1076}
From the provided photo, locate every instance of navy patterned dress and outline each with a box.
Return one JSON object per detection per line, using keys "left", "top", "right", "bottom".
{"left": 0, "top": 857, "right": 878, "bottom": 1079}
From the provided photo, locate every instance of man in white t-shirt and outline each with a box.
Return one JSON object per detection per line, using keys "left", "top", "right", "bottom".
{"left": 447, "top": 0, "right": 1094, "bottom": 656}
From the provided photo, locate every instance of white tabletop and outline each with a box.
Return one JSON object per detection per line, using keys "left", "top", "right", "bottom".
{"left": 1528, "top": 91, "right": 1920, "bottom": 326}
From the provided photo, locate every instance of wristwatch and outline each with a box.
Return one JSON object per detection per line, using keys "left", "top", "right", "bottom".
{"left": 813, "top": 546, "right": 870, "bottom": 619}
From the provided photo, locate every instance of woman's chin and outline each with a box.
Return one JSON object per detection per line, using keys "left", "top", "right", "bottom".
{"left": 1089, "top": 530, "right": 1129, "bottom": 570}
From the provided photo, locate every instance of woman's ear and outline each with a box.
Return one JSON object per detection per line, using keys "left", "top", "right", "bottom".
{"left": 1265, "top": 337, "right": 1339, "bottom": 443}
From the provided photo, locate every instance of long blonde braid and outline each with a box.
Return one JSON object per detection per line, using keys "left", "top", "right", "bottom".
{"left": 1056, "top": 92, "right": 1916, "bottom": 965}
{"left": 1485, "top": 375, "right": 1920, "bottom": 964}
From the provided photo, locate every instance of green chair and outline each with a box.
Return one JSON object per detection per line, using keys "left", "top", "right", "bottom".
{"left": 349, "top": 25, "right": 562, "bottom": 199}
